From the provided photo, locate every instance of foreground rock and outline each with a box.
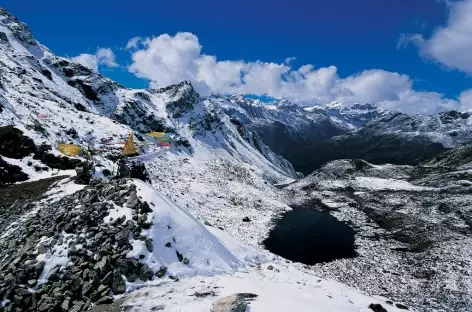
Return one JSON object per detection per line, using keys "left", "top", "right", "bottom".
{"left": 0, "top": 179, "right": 166, "bottom": 311}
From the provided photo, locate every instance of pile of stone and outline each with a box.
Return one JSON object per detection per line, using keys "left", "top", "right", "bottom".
{"left": 0, "top": 179, "right": 183, "bottom": 312}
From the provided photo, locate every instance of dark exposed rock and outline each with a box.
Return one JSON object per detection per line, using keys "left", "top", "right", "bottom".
{"left": 0, "top": 31, "right": 8, "bottom": 42}
{"left": 100, "top": 271, "right": 113, "bottom": 286}
{"left": 65, "top": 127, "right": 79, "bottom": 139}
{"left": 139, "top": 264, "right": 153, "bottom": 281}
{"left": 41, "top": 68, "right": 52, "bottom": 81}
{"left": 111, "top": 270, "right": 125, "bottom": 294}
{"left": 155, "top": 266, "right": 167, "bottom": 278}
{"left": 129, "top": 162, "right": 150, "bottom": 182}
{"left": 0, "top": 157, "right": 29, "bottom": 186}
{"left": 116, "top": 228, "right": 130, "bottom": 246}
{"left": 145, "top": 238, "right": 153, "bottom": 253}
{"left": 0, "top": 126, "right": 36, "bottom": 159}
{"left": 176, "top": 251, "right": 183, "bottom": 262}
{"left": 369, "top": 303, "right": 387, "bottom": 312}
{"left": 395, "top": 303, "right": 409, "bottom": 310}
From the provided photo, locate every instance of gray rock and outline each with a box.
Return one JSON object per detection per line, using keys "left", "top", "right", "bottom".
{"left": 90, "top": 285, "right": 109, "bottom": 301}
{"left": 93, "top": 256, "right": 109, "bottom": 274}
{"left": 116, "top": 258, "right": 138, "bottom": 277}
{"left": 145, "top": 238, "right": 153, "bottom": 253}
{"left": 37, "top": 296, "right": 55, "bottom": 312}
{"left": 97, "top": 296, "right": 113, "bottom": 305}
{"left": 111, "top": 270, "right": 125, "bottom": 294}
{"left": 211, "top": 293, "right": 258, "bottom": 312}
{"left": 69, "top": 301, "right": 84, "bottom": 312}
{"left": 64, "top": 222, "right": 74, "bottom": 233}
{"left": 116, "top": 228, "right": 130, "bottom": 247}
{"left": 139, "top": 264, "right": 153, "bottom": 281}
{"left": 101, "top": 271, "right": 113, "bottom": 285}
{"left": 61, "top": 297, "right": 70, "bottom": 311}
{"left": 155, "top": 266, "right": 167, "bottom": 278}
{"left": 126, "top": 191, "right": 139, "bottom": 208}
{"left": 4, "top": 272, "right": 14, "bottom": 282}
{"left": 70, "top": 273, "right": 83, "bottom": 292}
{"left": 81, "top": 282, "right": 93, "bottom": 296}
{"left": 8, "top": 240, "right": 17, "bottom": 249}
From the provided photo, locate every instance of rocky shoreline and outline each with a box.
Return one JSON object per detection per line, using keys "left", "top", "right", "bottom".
{"left": 284, "top": 158, "right": 472, "bottom": 312}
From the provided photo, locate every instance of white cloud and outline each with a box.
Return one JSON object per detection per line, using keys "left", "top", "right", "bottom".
{"left": 460, "top": 89, "right": 472, "bottom": 109}
{"left": 126, "top": 37, "right": 142, "bottom": 50}
{"left": 72, "top": 48, "right": 118, "bottom": 72}
{"left": 96, "top": 48, "right": 118, "bottom": 68}
{"left": 408, "top": 0, "right": 472, "bottom": 74}
{"left": 128, "top": 32, "right": 467, "bottom": 114}
{"left": 284, "top": 57, "right": 296, "bottom": 64}
{"left": 71, "top": 53, "right": 97, "bottom": 71}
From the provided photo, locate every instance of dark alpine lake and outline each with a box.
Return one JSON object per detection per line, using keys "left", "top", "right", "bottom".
{"left": 263, "top": 208, "right": 356, "bottom": 265}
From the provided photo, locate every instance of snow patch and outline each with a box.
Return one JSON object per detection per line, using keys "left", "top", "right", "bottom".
{"left": 126, "top": 180, "right": 265, "bottom": 285}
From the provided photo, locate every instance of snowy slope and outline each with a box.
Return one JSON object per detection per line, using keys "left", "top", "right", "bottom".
{"left": 122, "top": 263, "right": 407, "bottom": 312}
{"left": 127, "top": 179, "right": 265, "bottom": 281}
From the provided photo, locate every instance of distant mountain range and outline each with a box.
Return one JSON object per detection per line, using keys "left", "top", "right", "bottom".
{"left": 218, "top": 95, "right": 472, "bottom": 174}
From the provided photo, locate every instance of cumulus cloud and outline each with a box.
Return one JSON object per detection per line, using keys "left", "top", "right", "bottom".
{"left": 72, "top": 48, "right": 118, "bottom": 72}
{"left": 128, "top": 32, "right": 468, "bottom": 114}
{"left": 407, "top": 0, "right": 472, "bottom": 75}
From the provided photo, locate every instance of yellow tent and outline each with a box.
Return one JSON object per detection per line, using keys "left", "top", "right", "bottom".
{"left": 146, "top": 132, "right": 166, "bottom": 138}
{"left": 123, "top": 132, "right": 138, "bottom": 155}
{"left": 58, "top": 144, "right": 81, "bottom": 156}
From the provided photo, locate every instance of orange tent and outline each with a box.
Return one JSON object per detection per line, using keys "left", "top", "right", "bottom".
{"left": 122, "top": 132, "right": 138, "bottom": 155}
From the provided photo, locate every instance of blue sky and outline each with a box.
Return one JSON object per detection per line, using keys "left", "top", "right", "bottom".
{"left": 3, "top": 0, "right": 472, "bottom": 113}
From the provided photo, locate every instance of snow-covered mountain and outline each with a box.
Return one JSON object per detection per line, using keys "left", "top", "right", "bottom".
{"left": 213, "top": 94, "right": 394, "bottom": 174}
{"left": 0, "top": 8, "right": 296, "bottom": 181}
{"left": 292, "top": 109, "right": 472, "bottom": 174}
{"left": 0, "top": 8, "right": 411, "bottom": 312}
{"left": 1, "top": 7, "right": 471, "bottom": 312}
{"left": 216, "top": 91, "right": 472, "bottom": 174}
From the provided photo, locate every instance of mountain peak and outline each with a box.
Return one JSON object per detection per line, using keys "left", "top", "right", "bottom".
{"left": 275, "top": 99, "right": 301, "bottom": 112}
{"left": 0, "top": 8, "right": 36, "bottom": 46}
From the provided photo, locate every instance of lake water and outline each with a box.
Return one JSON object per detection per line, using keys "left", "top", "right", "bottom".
{"left": 263, "top": 208, "right": 356, "bottom": 265}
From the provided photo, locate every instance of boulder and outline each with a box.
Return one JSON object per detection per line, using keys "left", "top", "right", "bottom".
{"left": 155, "top": 266, "right": 167, "bottom": 278}
{"left": 126, "top": 191, "right": 139, "bottom": 208}
{"left": 139, "top": 264, "right": 154, "bottom": 281}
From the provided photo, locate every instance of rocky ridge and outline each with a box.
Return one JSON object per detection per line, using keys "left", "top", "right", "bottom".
{"left": 0, "top": 179, "right": 185, "bottom": 312}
